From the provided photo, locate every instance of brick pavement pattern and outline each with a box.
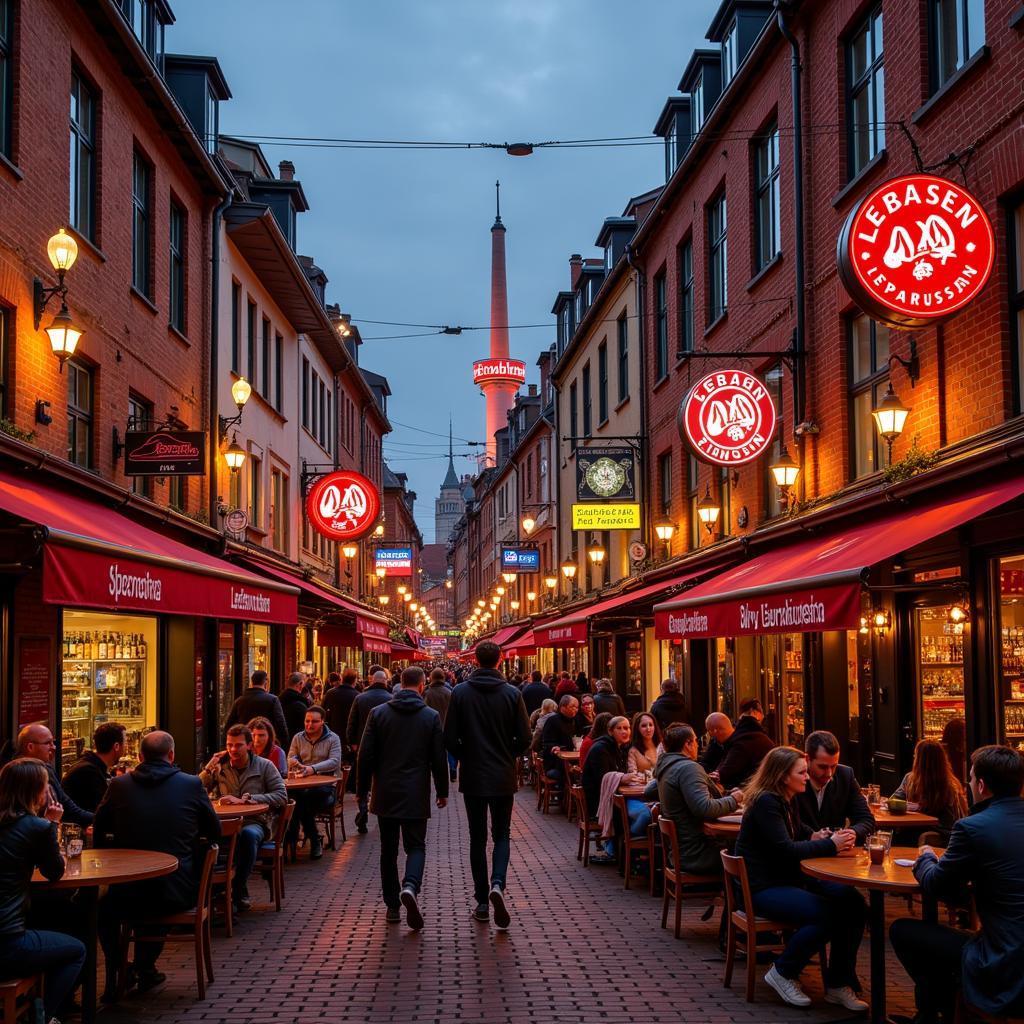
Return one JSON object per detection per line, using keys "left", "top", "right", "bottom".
{"left": 100, "top": 792, "right": 918, "bottom": 1024}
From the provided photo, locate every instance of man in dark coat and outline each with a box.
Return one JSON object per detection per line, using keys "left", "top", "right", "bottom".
{"left": 700, "top": 712, "right": 734, "bottom": 774}
{"left": 795, "top": 731, "right": 875, "bottom": 841}
{"left": 716, "top": 699, "right": 775, "bottom": 789}
{"left": 444, "top": 641, "right": 531, "bottom": 928}
{"left": 16, "top": 724, "right": 94, "bottom": 826}
{"left": 357, "top": 667, "right": 448, "bottom": 930}
{"left": 540, "top": 695, "right": 580, "bottom": 778}
{"left": 224, "top": 670, "right": 289, "bottom": 751}
{"left": 891, "top": 745, "right": 1024, "bottom": 1023}
{"left": 323, "top": 669, "right": 359, "bottom": 740}
{"left": 592, "top": 678, "right": 626, "bottom": 717}
{"left": 347, "top": 669, "right": 393, "bottom": 833}
{"left": 62, "top": 722, "right": 125, "bottom": 813}
{"left": 280, "top": 671, "right": 310, "bottom": 741}
{"left": 94, "top": 731, "right": 220, "bottom": 998}
{"left": 520, "top": 670, "right": 552, "bottom": 716}
{"left": 649, "top": 678, "right": 691, "bottom": 733}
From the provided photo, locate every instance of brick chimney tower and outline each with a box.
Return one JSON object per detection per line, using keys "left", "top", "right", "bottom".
{"left": 473, "top": 181, "right": 525, "bottom": 466}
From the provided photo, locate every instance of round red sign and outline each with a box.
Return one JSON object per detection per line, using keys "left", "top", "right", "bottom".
{"left": 678, "top": 370, "right": 777, "bottom": 466}
{"left": 305, "top": 471, "right": 381, "bottom": 542}
{"left": 837, "top": 173, "right": 994, "bottom": 329}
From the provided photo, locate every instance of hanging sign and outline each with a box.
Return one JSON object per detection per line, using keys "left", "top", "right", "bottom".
{"left": 501, "top": 546, "right": 540, "bottom": 572}
{"left": 576, "top": 447, "right": 636, "bottom": 501}
{"left": 837, "top": 173, "right": 995, "bottom": 329}
{"left": 306, "top": 470, "right": 381, "bottom": 542}
{"left": 571, "top": 503, "right": 641, "bottom": 530}
{"left": 679, "top": 370, "right": 777, "bottom": 466}
{"left": 124, "top": 431, "right": 205, "bottom": 476}
{"left": 472, "top": 359, "right": 527, "bottom": 388}
{"left": 374, "top": 547, "right": 413, "bottom": 577}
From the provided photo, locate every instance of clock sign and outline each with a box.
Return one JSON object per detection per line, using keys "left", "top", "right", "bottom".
{"left": 575, "top": 447, "right": 636, "bottom": 502}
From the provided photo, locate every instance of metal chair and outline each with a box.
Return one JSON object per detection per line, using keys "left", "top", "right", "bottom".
{"left": 656, "top": 816, "right": 721, "bottom": 937}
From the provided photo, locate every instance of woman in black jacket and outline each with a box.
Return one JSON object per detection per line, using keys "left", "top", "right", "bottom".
{"left": 0, "top": 758, "right": 86, "bottom": 1021}
{"left": 581, "top": 716, "right": 645, "bottom": 862}
{"left": 735, "top": 746, "right": 866, "bottom": 1011}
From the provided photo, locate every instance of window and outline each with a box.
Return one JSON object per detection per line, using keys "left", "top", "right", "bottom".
{"left": 719, "top": 466, "right": 731, "bottom": 537}
{"left": 70, "top": 71, "right": 96, "bottom": 242}
{"left": 124, "top": 0, "right": 154, "bottom": 58}
{"left": 270, "top": 468, "right": 288, "bottom": 553}
{"left": 654, "top": 271, "right": 668, "bottom": 379}
{"left": 849, "top": 313, "right": 891, "bottom": 478}
{"left": 230, "top": 282, "right": 240, "bottom": 373}
{"left": 0, "top": 305, "right": 7, "bottom": 416}
{"left": 754, "top": 124, "right": 780, "bottom": 271}
{"left": 678, "top": 240, "right": 694, "bottom": 354}
{"left": 597, "top": 342, "right": 608, "bottom": 424}
{"left": 1013, "top": 204, "right": 1024, "bottom": 412}
{"left": 722, "top": 19, "right": 739, "bottom": 84}
{"left": 604, "top": 244, "right": 614, "bottom": 272}
{"left": 131, "top": 151, "right": 151, "bottom": 296}
{"left": 581, "top": 363, "right": 592, "bottom": 438}
{"left": 246, "top": 299, "right": 256, "bottom": 390}
{"left": 311, "top": 371, "right": 319, "bottom": 438}
{"left": 168, "top": 476, "right": 184, "bottom": 511}
{"left": 249, "top": 453, "right": 262, "bottom": 529}
{"left": 658, "top": 451, "right": 672, "bottom": 515}
{"left": 616, "top": 315, "right": 629, "bottom": 403}
{"left": 847, "top": 7, "right": 885, "bottom": 178}
{"left": 261, "top": 317, "right": 270, "bottom": 398}
{"left": 204, "top": 84, "right": 218, "bottom": 154}
{"left": 708, "top": 193, "right": 728, "bottom": 323}
{"left": 128, "top": 394, "right": 152, "bottom": 497}
{"left": 319, "top": 378, "right": 327, "bottom": 446}
{"left": 67, "top": 360, "right": 93, "bottom": 468}
{"left": 168, "top": 201, "right": 185, "bottom": 332}
{"left": 228, "top": 463, "right": 241, "bottom": 512}
{"left": 301, "top": 356, "right": 309, "bottom": 427}
{"left": 687, "top": 455, "right": 700, "bottom": 549}
{"left": 0, "top": 0, "right": 12, "bottom": 159}
{"left": 764, "top": 365, "right": 787, "bottom": 515}
{"left": 932, "top": 0, "right": 985, "bottom": 90}
{"left": 274, "top": 333, "right": 283, "bottom": 412}
{"left": 569, "top": 380, "right": 578, "bottom": 453}
{"left": 692, "top": 71, "right": 705, "bottom": 130}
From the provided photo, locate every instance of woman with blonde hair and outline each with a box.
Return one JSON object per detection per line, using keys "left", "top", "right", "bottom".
{"left": 735, "top": 747, "right": 867, "bottom": 1011}
{"left": 892, "top": 738, "right": 968, "bottom": 841}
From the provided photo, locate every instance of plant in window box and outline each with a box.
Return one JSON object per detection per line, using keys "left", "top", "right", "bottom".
{"left": 0, "top": 417, "right": 36, "bottom": 444}
{"left": 882, "top": 437, "right": 939, "bottom": 484}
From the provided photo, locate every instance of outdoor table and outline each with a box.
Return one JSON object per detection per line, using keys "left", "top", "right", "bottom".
{"left": 285, "top": 774, "right": 338, "bottom": 790}
{"left": 703, "top": 813, "right": 743, "bottom": 840}
{"left": 32, "top": 849, "right": 177, "bottom": 1024}
{"left": 556, "top": 750, "right": 580, "bottom": 761}
{"left": 871, "top": 808, "right": 940, "bottom": 829}
{"left": 802, "top": 845, "right": 943, "bottom": 1024}
{"left": 211, "top": 799, "right": 270, "bottom": 818}
{"left": 617, "top": 784, "right": 649, "bottom": 799}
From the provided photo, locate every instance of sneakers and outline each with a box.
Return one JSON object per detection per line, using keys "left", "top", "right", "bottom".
{"left": 489, "top": 884, "right": 511, "bottom": 930}
{"left": 400, "top": 886, "right": 424, "bottom": 930}
{"left": 472, "top": 903, "right": 489, "bottom": 922}
{"left": 764, "top": 965, "right": 812, "bottom": 1007}
{"left": 385, "top": 906, "right": 401, "bottom": 924}
{"left": 825, "top": 987, "right": 869, "bottom": 1012}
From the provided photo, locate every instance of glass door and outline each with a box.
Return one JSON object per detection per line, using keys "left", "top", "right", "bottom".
{"left": 916, "top": 605, "right": 966, "bottom": 742}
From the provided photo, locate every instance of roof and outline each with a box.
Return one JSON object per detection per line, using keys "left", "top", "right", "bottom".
{"left": 678, "top": 48, "right": 722, "bottom": 91}
{"left": 163, "top": 53, "right": 232, "bottom": 99}
{"left": 653, "top": 96, "right": 690, "bottom": 138}
{"left": 419, "top": 543, "right": 448, "bottom": 579}
{"left": 442, "top": 455, "right": 460, "bottom": 489}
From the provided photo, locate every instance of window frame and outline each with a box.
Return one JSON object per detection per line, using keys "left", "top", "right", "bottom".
{"left": 261, "top": 316, "right": 271, "bottom": 399}
{"left": 764, "top": 365, "right": 788, "bottom": 516}
{"left": 678, "top": 238, "right": 694, "bottom": 355}
{"left": 930, "top": 0, "right": 985, "bottom": 92}
{"left": 274, "top": 332, "right": 283, "bottom": 412}
{"left": 230, "top": 282, "right": 240, "bottom": 373}
{"left": 846, "top": 6, "right": 885, "bottom": 180}
{"left": 597, "top": 342, "right": 608, "bottom": 425}
{"left": 658, "top": 451, "right": 672, "bottom": 516}
{"left": 581, "top": 362, "right": 592, "bottom": 438}
{"left": 848, "top": 313, "right": 891, "bottom": 479}
{"left": 568, "top": 380, "right": 578, "bottom": 453}
{"left": 722, "top": 18, "right": 739, "bottom": 84}
{"left": 246, "top": 298, "right": 257, "bottom": 390}
{"left": 168, "top": 200, "right": 185, "bottom": 333}
{"left": 616, "top": 314, "right": 629, "bottom": 403}
{"left": 167, "top": 475, "right": 185, "bottom": 511}
{"left": 0, "top": 0, "right": 12, "bottom": 160}
{"left": 248, "top": 452, "right": 262, "bottom": 529}
{"left": 131, "top": 149, "right": 152, "bottom": 297}
{"left": 270, "top": 467, "right": 288, "bottom": 553}
{"left": 301, "top": 356, "right": 310, "bottom": 428}
{"left": 128, "top": 392, "right": 153, "bottom": 497}
{"left": 753, "top": 123, "right": 781, "bottom": 272}
{"left": 707, "top": 192, "right": 728, "bottom": 324}
{"left": 70, "top": 69, "right": 97, "bottom": 242}
{"left": 654, "top": 271, "right": 669, "bottom": 380}
{"left": 67, "top": 359, "right": 93, "bottom": 469}
{"left": 687, "top": 454, "right": 700, "bottom": 550}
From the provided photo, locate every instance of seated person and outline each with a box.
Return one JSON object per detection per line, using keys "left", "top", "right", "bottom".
{"left": 540, "top": 695, "right": 579, "bottom": 780}
{"left": 891, "top": 738, "right": 968, "bottom": 843}
{"left": 735, "top": 747, "right": 866, "bottom": 1012}
{"left": 700, "top": 712, "right": 734, "bottom": 774}
{"left": 574, "top": 694, "right": 596, "bottom": 737}
{"left": 200, "top": 724, "right": 287, "bottom": 911}
{"left": 286, "top": 706, "right": 341, "bottom": 860}
{"left": 891, "top": 745, "right": 1024, "bottom": 1024}
{"left": 627, "top": 712, "right": 663, "bottom": 774}
{"left": 248, "top": 716, "right": 287, "bottom": 777}
{"left": 795, "top": 730, "right": 875, "bottom": 841}
{"left": 579, "top": 712, "right": 612, "bottom": 766}
{"left": 16, "top": 724, "right": 93, "bottom": 827}
{"left": 529, "top": 699, "right": 558, "bottom": 754}
{"left": 62, "top": 722, "right": 126, "bottom": 813}
{"left": 654, "top": 724, "right": 743, "bottom": 874}
{"left": 0, "top": 758, "right": 86, "bottom": 1021}
{"left": 581, "top": 716, "right": 648, "bottom": 860}
{"left": 716, "top": 699, "right": 774, "bottom": 790}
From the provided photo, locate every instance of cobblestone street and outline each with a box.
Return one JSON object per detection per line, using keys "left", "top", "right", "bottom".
{"left": 100, "top": 792, "right": 919, "bottom": 1024}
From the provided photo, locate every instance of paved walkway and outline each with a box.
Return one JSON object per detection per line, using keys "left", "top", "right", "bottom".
{"left": 101, "top": 792, "right": 919, "bottom": 1024}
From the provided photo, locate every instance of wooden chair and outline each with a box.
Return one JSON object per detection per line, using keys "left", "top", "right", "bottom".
{"left": 538, "top": 766, "right": 562, "bottom": 814}
{"left": 571, "top": 785, "right": 603, "bottom": 866}
{"left": 258, "top": 801, "right": 294, "bottom": 910}
{"left": 720, "top": 851, "right": 826, "bottom": 1002}
{"left": 316, "top": 770, "right": 349, "bottom": 850}
{"left": 564, "top": 758, "right": 579, "bottom": 820}
{"left": 211, "top": 815, "right": 242, "bottom": 937}
{"left": 530, "top": 753, "right": 543, "bottom": 797}
{"left": 657, "top": 817, "right": 721, "bottom": 938}
{"left": 0, "top": 975, "right": 43, "bottom": 1024}
{"left": 121, "top": 843, "right": 218, "bottom": 1001}
{"left": 613, "top": 792, "right": 653, "bottom": 890}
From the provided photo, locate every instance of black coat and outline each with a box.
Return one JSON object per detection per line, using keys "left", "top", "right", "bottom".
{"left": 521, "top": 681, "right": 553, "bottom": 716}
{"left": 94, "top": 760, "right": 221, "bottom": 909}
{"left": 540, "top": 711, "right": 578, "bottom": 774}
{"left": 0, "top": 813, "right": 64, "bottom": 939}
{"left": 581, "top": 734, "right": 629, "bottom": 819}
{"left": 795, "top": 764, "right": 876, "bottom": 841}
{"left": 322, "top": 683, "right": 358, "bottom": 743}
{"left": 280, "top": 688, "right": 310, "bottom": 742}
{"left": 46, "top": 763, "right": 93, "bottom": 827}
{"left": 443, "top": 668, "right": 532, "bottom": 797}
{"left": 356, "top": 689, "right": 448, "bottom": 819}
{"left": 593, "top": 691, "right": 626, "bottom": 717}
{"left": 915, "top": 796, "right": 1024, "bottom": 1017}
{"left": 346, "top": 684, "right": 392, "bottom": 747}
{"left": 699, "top": 738, "right": 727, "bottom": 774}
{"left": 649, "top": 691, "right": 691, "bottom": 732}
{"left": 225, "top": 687, "right": 289, "bottom": 752}
{"left": 717, "top": 717, "right": 775, "bottom": 789}
{"left": 61, "top": 751, "right": 111, "bottom": 814}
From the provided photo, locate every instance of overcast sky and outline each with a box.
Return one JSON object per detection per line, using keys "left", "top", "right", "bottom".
{"left": 170, "top": 0, "right": 719, "bottom": 541}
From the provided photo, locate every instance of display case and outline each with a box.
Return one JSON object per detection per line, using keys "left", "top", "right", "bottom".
{"left": 916, "top": 606, "right": 965, "bottom": 739}
{"left": 997, "top": 556, "right": 1024, "bottom": 749}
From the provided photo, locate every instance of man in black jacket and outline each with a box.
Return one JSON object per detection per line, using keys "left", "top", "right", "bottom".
{"left": 347, "top": 669, "right": 393, "bottom": 833}
{"left": 357, "top": 667, "right": 448, "bottom": 930}
{"left": 593, "top": 678, "right": 626, "bottom": 717}
{"left": 699, "top": 712, "right": 734, "bottom": 774}
{"left": 444, "top": 641, "right": 531, "bottom": 928}
{"left": 62, "top": 722, "right": 125, "bottom": 813}
{"left": 716, "top": 699, "right": 775, "bottom": 789}
{"left": 891, "top": 745, "right": 1024, "bottom": 1024}
{"left": 649, "top": 678, "right": 690, "bottom": 732}
{"left": 796, "top": 731, "right": 875, "bottom": 841}
{"left": 323, "top": 669, "right": 358, "bottom": 738}
{"left": 280, "top": 671, "right": 310, "bottom": 742}
{"left": 94, "top": 730, "right": 220, "bottom": 999}
{"left": 520, "top": 670, "right": 552, "bottom": 716}
{"left": 224, "top": 670, "right": 289, "bottom": 751}
{"left": 540, "top": 695, "right": 579, "bottom": 778}
{"left": 16, "top": 724, "right": 93, "bottom": 826}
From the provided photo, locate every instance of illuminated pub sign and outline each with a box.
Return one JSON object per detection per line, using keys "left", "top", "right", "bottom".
{"left": 501, "top": 546, "right": 540, "bottom": 573}
{"left": 374, "top": 547, "right": 413, "bottom": 576}
{"left": 679, "top": 370, "right": 777, "bottom": 466}
{"left": 124, "top": 431, "right": 205, "bottom": 476}
{"left": 472, "top": 358, "right": 527, "bottom": 388}
{"left": 571, "top": 503, "right": 641, "bottom": 530}
{"left": 837, "top": 173, "right": 995, "bottom": 329}
{"left": 306, "top": 471, "right": 381, "bottom": 541}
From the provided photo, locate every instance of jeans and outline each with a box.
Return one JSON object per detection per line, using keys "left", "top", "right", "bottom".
{"left": 752, "top": 881, "right": 866, "bottom": 988}
{"left": 626, "top": 798, "right": 652, "bottom": 837}
{"left": 0, "top": 929, "right": 86, "bottom": 1019}
{"left": 463, "top": 794, "right": 514, "bottom": 904}
{"left": 289, "top": 787, "right": 336, "bottom": 843}
{"left": 448, "top": 752, "right": 458, "bottom": 777}
{"left": 234, "top": 823, "right": 264, "bottom": 896}
{"left": 377, "top": 817, "right": 427, "bottom": 908}
{"left": 890, "top": 917, "right": 969, "bottom": 1020}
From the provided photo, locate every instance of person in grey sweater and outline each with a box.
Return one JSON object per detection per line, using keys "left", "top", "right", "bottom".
{"left": 286, "top": 706, "right": 341, "bottom": 858}
{"left": 650, "top": 722, "right": 744, "bottom": 874}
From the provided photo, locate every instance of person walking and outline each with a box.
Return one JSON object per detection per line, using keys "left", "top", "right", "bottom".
{"left": 520, "top": 670, "right": 552, "bottom": 716}
{"left": 356, "top": 667, "right": 448, "bottom": 930}
{"left": 424, "top": 667, "right": 457, "bottom": 783}
{"left": 280, "top": 672, "right": 310, "bottom": 742}
{"left": 224, "top": 670, "right": 289, "bottom": 752}
{"left": 347, "top": 669, "right": 393, "bottom": 834}
{"left": 444, "top": 640, "right": 531, "bottom": 928}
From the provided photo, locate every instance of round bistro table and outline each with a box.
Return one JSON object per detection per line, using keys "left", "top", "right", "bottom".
{"left": 211, "top": 799, "right": 272, "bottom": 818}
{"left": 284, "top": 774, "right": 338, "bottom": 790}
{"left": 871, "top": 808, "right": 940, "bottom": 829}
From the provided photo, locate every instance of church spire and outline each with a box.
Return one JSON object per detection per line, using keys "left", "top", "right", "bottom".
{"left": 442, "top": 418, "right": 459, "bottom": 489}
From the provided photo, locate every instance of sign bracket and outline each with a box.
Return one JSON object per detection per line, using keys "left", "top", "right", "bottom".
{"left": 300, "top": 460, "right": 337, "bottom": 497}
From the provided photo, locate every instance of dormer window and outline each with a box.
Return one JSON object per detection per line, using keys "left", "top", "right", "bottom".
{"left": 722, "top": 19, "right": 739, "bottom": 84}
{"left": 587, "top": 277, "right": 597, "bottom": 304}
{"left": 692, "top": 71, "right": 705, "bottom": 131}
{"left": 575, "top": 289, "right": 584, "bottom": 325}
{"left": 205, "top": 84, "right": 218, "bottom": 153}
{"left": 124, "top": 0, "right": 155, "bottom": 59}
{"left": 605, "top": 244, "right": 614, "bottom": 272}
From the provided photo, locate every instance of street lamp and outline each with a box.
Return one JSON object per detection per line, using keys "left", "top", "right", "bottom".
{"left": 34, "top": 228, "right": 83, "bottom": 370}
{"left": 769, "top": 446, "right": 801, "bottom": 496}
{"left": 510, "top": 599, "right": 520, "bottom": 612}
{"left": 696, "top": 486, "right": 721, "bottom": 536}
{"left": 403, "top": 592, "right": 412, "bottom": 603}
{"left": 378, "top": 594, "right": 390, "bottom": 606}
{"left": 502, "top": 572, "right": 516, "bottom": 585}
{"left": 374, "top": 522, "right": 385, "bottom": 537}
{"left": 872, "top": 385, "right": 911, "bottom": 461}
{"left": 587, "top": 539, "right": 606, "bottom": 564}
{"left": 397, "top": 585, "right": 408, "bottom": 596}
{"left": 341, "top": 543, "right": 358, "bottom": 561}
{"left": 375, "top": 565, "right": 387, "bottom": 580}
{"left": 526, "top": 590, "right": 537, "bottom": 603}
{"left": 219, "top": 377, "right": 252, "bottom": 437}
{"left": 544, "top": 572, "right": 558, "bottom": 591}
{"left": 223, "top": 437, "right": 246, "bottom": 473}
{"left": 560, "top": 557, "right": 577, "bottom": 580}
{"left": 495, "top": 585, "right": 505, "bottom": 596}
{"left": 521, "top": 514, "right": 536, "bottom": 536}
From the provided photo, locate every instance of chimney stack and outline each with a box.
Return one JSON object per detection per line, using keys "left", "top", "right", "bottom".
{"left": 528, "top": 384, "right": 537, "bottom": 397}
{"left": 569, "top": 253, "right": 584, "bottom": 288}
{"left": 278, "top": 160, "right": 295, "bottom": 181}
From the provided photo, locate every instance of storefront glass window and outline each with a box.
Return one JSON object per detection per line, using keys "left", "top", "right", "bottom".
{"left": 217, "top": 624, "right": 235, "bottom": 730}
{"left": 916, "top": 605, "right": 966, "bottom": 744}
{"left": 625, "top": 639, "right": 642, "bottom": 697}
{"left": 244, "top": 623, "right": 271, "bottom": 679}
{"left": 61, "top": 611, "right": 157, "bottom": 765}
{"left": 715, "top": 637, "right": 737, "bottom": 719}
{"left": 997, "top": 555, "right": 1024, "bottom": 751}
{"left": 660, "top": 640, "right": 685, "bottom": 689}
{"left": 847, "top": 630, "right": 861, "bottom": 743}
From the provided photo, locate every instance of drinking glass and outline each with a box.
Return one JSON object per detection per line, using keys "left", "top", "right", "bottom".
{"left": 867, "top": 784, "right": 881, "bottom": 807}
{"left": 572, "top": 736, "right": 583, "bottom": 751}
{"left": 876, "top": 829, "right": 893, "bottom": 855}
{"left": 866, "top": 835, "right": 885, "bottom": 865}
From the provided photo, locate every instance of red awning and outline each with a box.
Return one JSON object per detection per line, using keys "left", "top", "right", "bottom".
{"left": 492, "top": 624, "right": 525, "bottom": 647}
{"left": 505, "top": 629, "right": 536, "bottom": 657}
{"left": 654, "top": 473, "right": 1024, "bottom": 640}
{"left": 0, "top": 471, "right": 297, "bottom": 623}
{"left": 533, "top": 571, "right": 702, "bottom": 647}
